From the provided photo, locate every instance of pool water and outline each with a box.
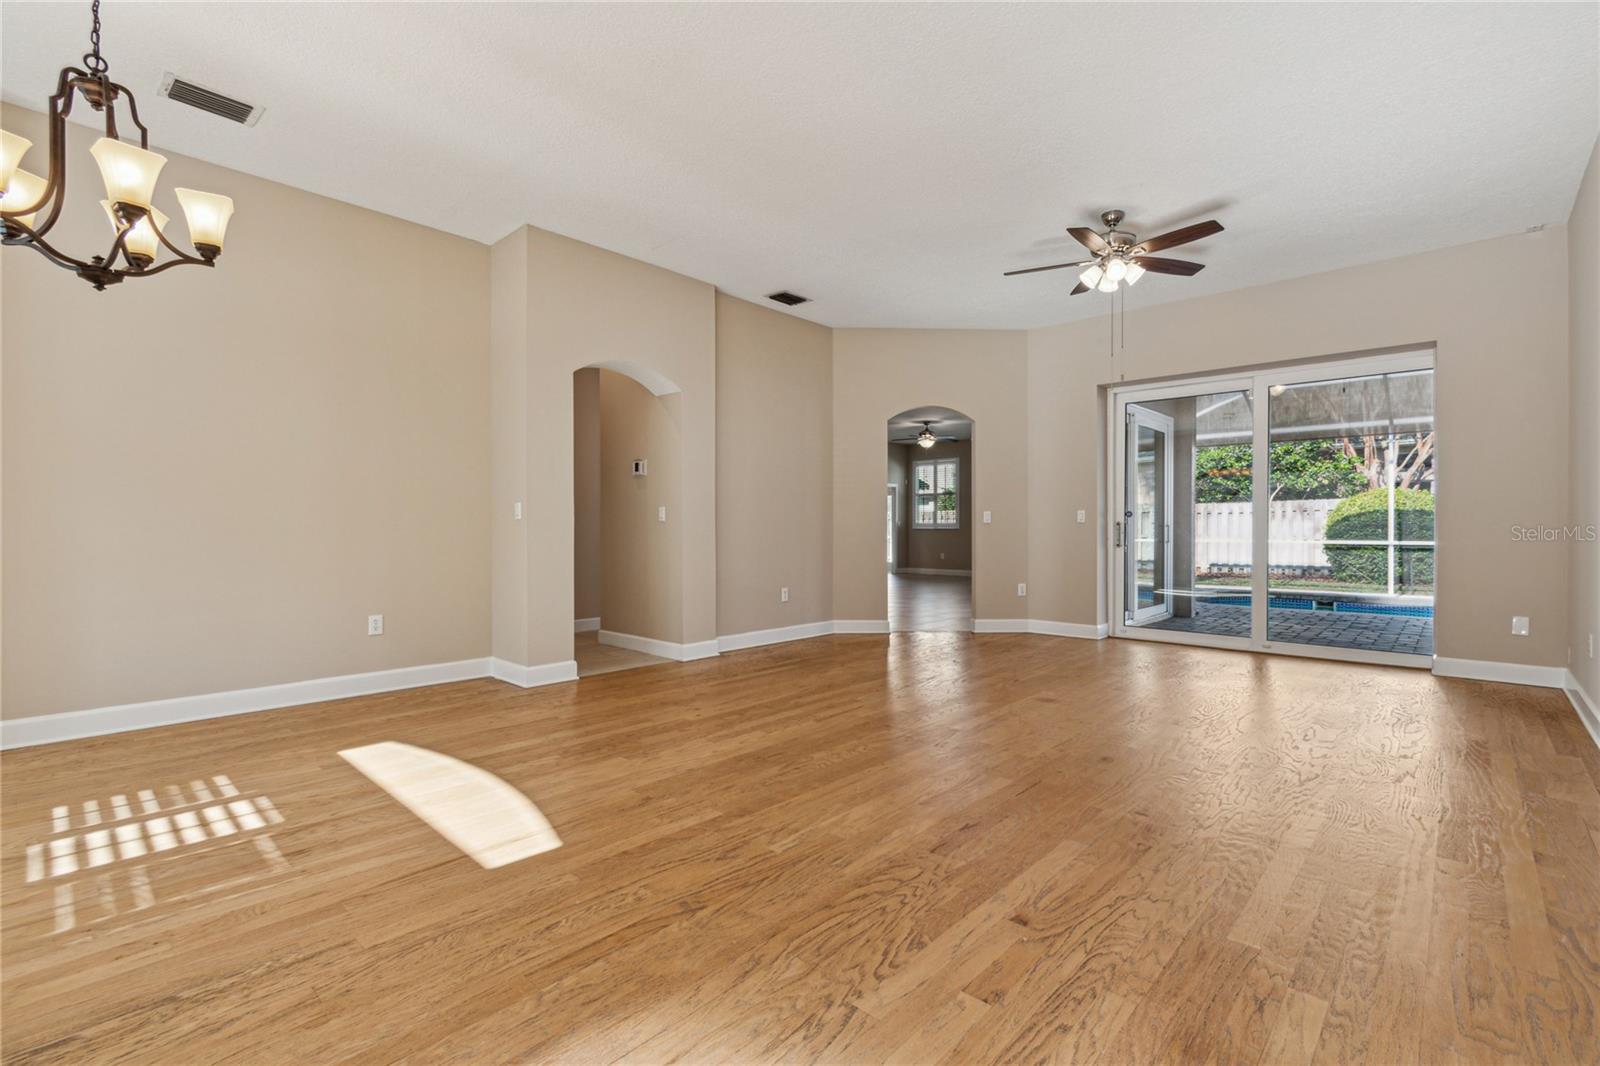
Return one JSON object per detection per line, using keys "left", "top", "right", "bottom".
{"left": 1203, "top": 594, "right": 1433, "bottom": 619}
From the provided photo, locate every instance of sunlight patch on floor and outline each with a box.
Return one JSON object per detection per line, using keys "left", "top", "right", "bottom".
{"left": 339, "top": 742, "right": 562, "bottom": 869}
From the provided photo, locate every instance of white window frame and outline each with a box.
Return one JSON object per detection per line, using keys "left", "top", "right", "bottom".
{"left": 912, "top": 456, "right": 961, "bottom": 530}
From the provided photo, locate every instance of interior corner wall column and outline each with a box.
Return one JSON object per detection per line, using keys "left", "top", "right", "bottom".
{"left": 489, "top": 226, "right": 717, "bottom": 670}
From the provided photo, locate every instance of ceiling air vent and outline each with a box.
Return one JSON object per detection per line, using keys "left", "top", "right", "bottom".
{"left": 767, "top": 291, "right": 810, "bottom": 306}
{"left": 158, "top": 73, "right": 263, "bottom": 127}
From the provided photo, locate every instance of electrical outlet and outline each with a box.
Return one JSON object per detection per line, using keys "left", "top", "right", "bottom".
{"left": 1511, "top": 616, "right": 1529, "bottom": 637}
{"left": 781, "top": 587, "right": 790, "bottom": 603}
{"left": 1076, "top": 509, "right": 1087, "bottom": 524}
{"left": 1017, "top": 583, "right": 1027, "bottom": 597}
{"left": 368, "top": 614, "right": 384, "bottom": 636}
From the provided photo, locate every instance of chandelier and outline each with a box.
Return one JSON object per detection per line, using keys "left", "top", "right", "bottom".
{"left": 0, "top": 0, "right": 235, "bottom": 290}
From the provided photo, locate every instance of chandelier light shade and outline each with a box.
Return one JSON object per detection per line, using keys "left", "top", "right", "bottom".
{"left": 0, "top": 0, "right": 237, "bottom": 290}
{"left": 0, "top": 130, "right": 32, "bottom": 190}
{"left": 88, "top": 136, "right": 166, "bottom": 210}
{"left": 0, "top": 169, "right": 48, "bottom": 228}
{"left": 174, "top": 187, "right": 234, "bottom": 252}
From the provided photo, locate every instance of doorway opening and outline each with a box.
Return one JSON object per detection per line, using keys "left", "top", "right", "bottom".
{"left": 1108, "top": 349, "right": 1436, "bottom": 665}
{"left": 572, "top": 366, "right": 683, "bottom": 677}
{"left": 888, "top": 407, "right": 974, "bottom": 632}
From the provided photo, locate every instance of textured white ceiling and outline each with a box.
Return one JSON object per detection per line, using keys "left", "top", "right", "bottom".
{"left": 3, "top": 3, "right": 1595, "bottom": 329}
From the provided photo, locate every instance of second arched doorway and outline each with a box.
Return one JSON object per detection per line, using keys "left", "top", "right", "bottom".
{"left": 887, "top": 406, "right": 974, "bottom": 631}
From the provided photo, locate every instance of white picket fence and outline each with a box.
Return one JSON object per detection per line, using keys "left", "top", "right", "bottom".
{"left": 1194, "top": 499, "right": 1339, "bottom": 570}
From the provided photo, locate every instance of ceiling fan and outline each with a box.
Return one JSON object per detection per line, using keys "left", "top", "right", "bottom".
{"left": 1003, "top": 210, "right": 1223, "bottom": 294}
{"left": 892, "top": 421, "right": 957, "bottom": 449}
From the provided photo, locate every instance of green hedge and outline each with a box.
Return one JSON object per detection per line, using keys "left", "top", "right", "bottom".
{"left": 1324, "top": 488, "right": 1434, "bottom": 587}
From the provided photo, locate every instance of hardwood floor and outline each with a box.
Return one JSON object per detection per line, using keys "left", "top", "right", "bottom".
{"left": 889, "top": 571, "right": 972, "bottom": 631}
{"left": 3, "top": 634, "right": 1597, "bottom": 1064}
{"left": 575, "top": 630, "right": 672, "bottom": 677}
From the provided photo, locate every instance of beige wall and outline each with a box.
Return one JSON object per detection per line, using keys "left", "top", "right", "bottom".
{"left": 1569, "top": 136, "right": 1600, "bottom": 698}
{"left": 1028, "top": 229, "right": 1572, "bottom": 669}
{"left": 892, "top": 439, "right": 973, "bottom": 571}
{"left": 1, "top": 105, "right": 491, "bottom": 719}
{"left": 599, "top": 369, "right": 683, "bottom": 641}
{"left": 490, "top": 232, "right": 530, "bottom": 664}
{"left": 833, "top": 330, "right": 1028, "bottom": 623}
{"left": 572, "top": 368, "right": 602, "bottom": 622}
{"left": 714, "top": 295, "right": 832, "bottom": 636}
{"left": 492, "top": 226, "right": 716, "bottom": 667}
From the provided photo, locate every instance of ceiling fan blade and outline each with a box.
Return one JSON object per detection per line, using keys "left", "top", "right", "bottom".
{"left": 1066, "top": 227, "right": 1110, "bottom": 254}
{"left": 1002, "top": 259, "right": 1092, "bottom": 277}
{"left": 1069, "top": 281, "right": 1091, "bottom": 295}
{"left": 1133, "top": 256, "right": 1206, "bottom": 276}
{"left": 1132, "top": 220, "right": 1223, "bottom": 255}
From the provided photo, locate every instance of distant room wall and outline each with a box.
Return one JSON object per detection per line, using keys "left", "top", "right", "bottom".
{"left": 599, "top": 370, "right": 683, "bottom": 643}
{"left": 897, "top": 439, "right": 973, "bottom": 571}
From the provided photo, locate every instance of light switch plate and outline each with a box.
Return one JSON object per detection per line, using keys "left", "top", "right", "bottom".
{"left": 513, "top": 501, "right": 523, "bottom": 520}
{"left": 1511, "top": 616, "right": 1530, "bottom": 636}
{"left": 1076, "top": 509, "right": 1087, "bottom": 524}
{"left": 657, "top": 506, "right": 667, "bottom": 523}
{"left": 983, "top": 510, "right": 992, "bottom": 524}
{"left": 1017, "top": 583, "right": 1027, "bottom": 597}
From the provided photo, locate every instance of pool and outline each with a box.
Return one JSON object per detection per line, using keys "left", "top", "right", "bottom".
{"left": 1202, "top": 594, "right": 1433, "bottom": 619}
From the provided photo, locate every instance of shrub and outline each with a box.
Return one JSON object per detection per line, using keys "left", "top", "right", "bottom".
{"left": 1324, "top": 488, "right": 1434, "bottom": 588}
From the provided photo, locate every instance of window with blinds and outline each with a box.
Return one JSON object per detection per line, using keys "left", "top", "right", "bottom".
{"left": 912, "top": 458, "right": 959, "bottom": 528}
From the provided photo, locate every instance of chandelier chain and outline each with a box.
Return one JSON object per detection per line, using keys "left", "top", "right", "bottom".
{"left": 83, "top": 0, "right": 107, "bottom": 75}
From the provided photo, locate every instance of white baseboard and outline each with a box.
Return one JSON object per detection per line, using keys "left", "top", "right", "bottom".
{"left": 1565, "top": 672, "right": 1600, "bottom": 750}
{"left": 1028, "top": 619, "right": 1110, "bottom": 639}
{"left": 973, "top": 618, "right": 1109, "bottom": 638}
{"left": 895, "top": 568, "right": 972, "bottom": 576}
{"left": 1, "top": 657, "right": 496, "bottom": 750}
{"left": 834, "top": 619, "right": 892, "bottom": 634}
{"left": 717, "top": 620, "right": 835, "bottom": 653}
{"left": 574, "top": 617, "right": 600, "bottom": 633}
{"left": 489, "top": 657, "right": 579, "bottom": 689}
{"left": 1432, "top": 657, "right": 1567, "bottom": 688}
{"left": 598, "top": 630, "right": 720, "bottom": 662}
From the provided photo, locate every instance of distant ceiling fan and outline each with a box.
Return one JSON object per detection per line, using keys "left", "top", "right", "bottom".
{"left": 892, "top": 421, "right": 957, "bottom": 449}
{"left": 1003, "top": 210, "right": 1223, "bottom": 294}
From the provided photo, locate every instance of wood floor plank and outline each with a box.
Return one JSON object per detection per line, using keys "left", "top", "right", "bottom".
{"left": 2, "top": 634, "right": 1596, "bottom": 1064}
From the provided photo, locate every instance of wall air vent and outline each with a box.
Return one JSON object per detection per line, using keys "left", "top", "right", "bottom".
{"left": 767, "top": 291, "right": 810, "bottom": 306}
{"left": 158, "top": 73, "right": 263, "bottom": 126}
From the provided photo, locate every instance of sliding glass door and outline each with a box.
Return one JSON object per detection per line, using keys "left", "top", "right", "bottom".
{"left": 1111, "top": 351, "right": 1435, "bottom": 664}
{"left": 1126, "top": 405, "right": 1173, "bottom": 624}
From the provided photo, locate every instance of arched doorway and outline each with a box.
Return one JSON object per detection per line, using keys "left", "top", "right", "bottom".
{"left": 573, "top": 363, "right": 685, "bottom": 676}
{"left": 886, "top": 406, "right": 975, "bottom": 631}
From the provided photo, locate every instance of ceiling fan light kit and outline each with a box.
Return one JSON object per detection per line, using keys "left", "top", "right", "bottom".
{"left": 890, "top": 421, "right": 956, "bottom": 449}
{"left": 1004, "top": 209, "right": 1223, "bottom": 296}
{"left": 0, "top": 0, "right": 237, "bottom": 290}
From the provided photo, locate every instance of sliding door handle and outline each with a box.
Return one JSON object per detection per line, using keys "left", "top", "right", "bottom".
{"left": 1114, "top": 521, "right": 1123, "bottom": 548}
